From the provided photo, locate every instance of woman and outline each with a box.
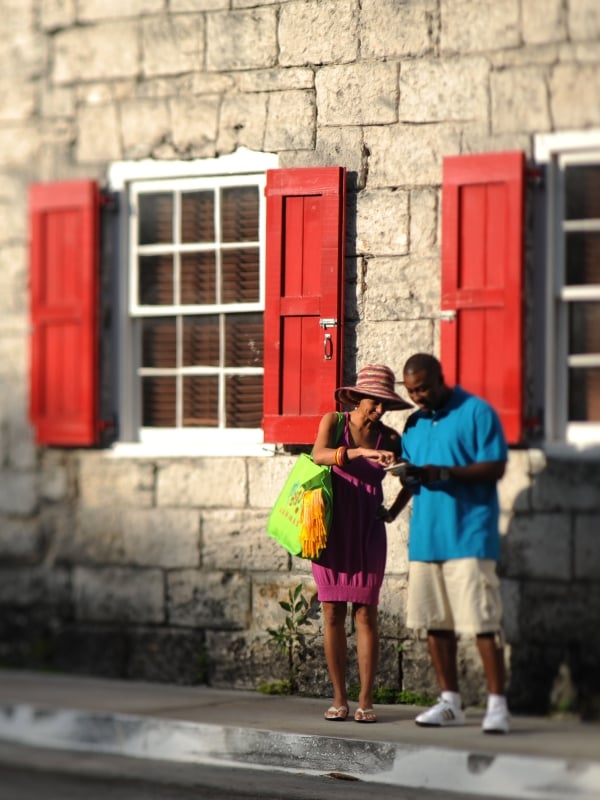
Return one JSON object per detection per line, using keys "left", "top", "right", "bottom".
{"left": 311, "top": 364, "right": 411, "bottom": 723}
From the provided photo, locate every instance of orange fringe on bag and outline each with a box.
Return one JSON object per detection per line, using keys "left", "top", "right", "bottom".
{"left": 300, "top": 488, "right": 328, "bottom": 559}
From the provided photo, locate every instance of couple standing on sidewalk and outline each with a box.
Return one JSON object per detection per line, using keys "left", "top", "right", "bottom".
{"left": 310, "top": 354, "right": 510, "bottom": 734}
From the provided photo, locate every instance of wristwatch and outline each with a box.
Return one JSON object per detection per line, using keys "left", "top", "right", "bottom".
{"left": 439, "top": 467, "right": 451, "bottom": 481}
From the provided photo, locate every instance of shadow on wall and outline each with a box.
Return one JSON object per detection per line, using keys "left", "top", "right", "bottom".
{"left": 500, "top": 457, "right": 600, "bottom": 721}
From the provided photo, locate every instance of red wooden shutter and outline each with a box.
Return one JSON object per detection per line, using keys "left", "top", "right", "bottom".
{"left": 263, "top": 167, "right": 346, "bottom": 444}
{"left": 29, "top": 180, "right": 100, "bottom": 446}
{"left": 441, "top": 151, "right": 525, "bottom": 444}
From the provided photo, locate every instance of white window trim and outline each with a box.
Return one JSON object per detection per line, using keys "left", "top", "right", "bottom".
{"left": 107, "top": 149, "right": 278, "bottom": 458}
{"left": 535, "top": 130, "right": 600, "bottom": 457}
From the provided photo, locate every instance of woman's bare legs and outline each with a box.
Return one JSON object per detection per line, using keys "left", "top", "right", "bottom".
{"left": 322, "top": 600, "right": 348, "bottom": 709}
{"left": 354, "top": 603, "right": 379, "bottom": 712}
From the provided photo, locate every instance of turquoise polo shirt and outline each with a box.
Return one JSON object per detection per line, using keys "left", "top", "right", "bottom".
{"left": 401, "top": 386, "right": 507, "bottom": 562}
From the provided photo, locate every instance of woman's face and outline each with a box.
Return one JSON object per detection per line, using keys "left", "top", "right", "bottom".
{"left": 356, "top": 395, "right": 387, "bottom": 421}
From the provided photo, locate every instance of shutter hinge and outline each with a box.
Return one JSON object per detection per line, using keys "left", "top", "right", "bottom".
{"left": 319, "top": 318, "right": 337, "bottom": 329}
{"left": 100, "top": 191, "right": 119, "bottom": 212}
{"left": 439, "top": 310, "right": 456, "bottom": 322}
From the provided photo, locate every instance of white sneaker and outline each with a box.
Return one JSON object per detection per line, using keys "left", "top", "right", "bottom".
{"left": 482, "top": 706, "right": 510, "bottom": 734}
{"left": 415, "top": 698, "right": 466, "bottom": 727}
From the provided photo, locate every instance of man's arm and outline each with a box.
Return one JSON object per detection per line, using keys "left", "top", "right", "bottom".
{"left": 417, "top": 460, "right": 506, "bottom": 485}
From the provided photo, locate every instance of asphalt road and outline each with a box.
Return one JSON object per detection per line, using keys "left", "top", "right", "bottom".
{"left": 0, "top": 741, "right": 507, "bottom": 800}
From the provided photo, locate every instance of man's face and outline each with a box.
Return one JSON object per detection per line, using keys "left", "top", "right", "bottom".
{"left": 402, "top": 368, "right": 445, "bottom": 411}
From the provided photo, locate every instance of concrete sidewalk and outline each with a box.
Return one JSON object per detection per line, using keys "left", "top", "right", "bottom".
{"left": 0, "top": 669, "right": 599, "bottom": 799}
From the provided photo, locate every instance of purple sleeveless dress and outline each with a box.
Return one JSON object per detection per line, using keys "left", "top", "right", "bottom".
{"left": 311, "top": 413, "right": 387, "bottom": 606}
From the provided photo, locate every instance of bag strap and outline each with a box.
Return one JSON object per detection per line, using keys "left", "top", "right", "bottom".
{"left": 334, "top": 411, "right": 345, "bottom": 445}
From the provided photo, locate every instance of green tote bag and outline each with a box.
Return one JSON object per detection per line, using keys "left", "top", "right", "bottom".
{"left": 267, "top": 413, "right": 344, "bottom": 559}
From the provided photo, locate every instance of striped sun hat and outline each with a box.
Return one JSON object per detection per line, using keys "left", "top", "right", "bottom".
{"left": 334, "top": 364, "right": 412, "bottom": 410}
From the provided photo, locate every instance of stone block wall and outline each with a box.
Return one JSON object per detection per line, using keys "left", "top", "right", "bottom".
{"left": 1, "top": 0, "right": 600, "bottom": 717}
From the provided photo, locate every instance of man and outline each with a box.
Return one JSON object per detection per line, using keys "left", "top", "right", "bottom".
{"left": 400, "top": 353, "right": 510, "bottom": 734}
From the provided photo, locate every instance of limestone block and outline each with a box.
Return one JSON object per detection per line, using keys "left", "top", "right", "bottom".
{"left": 361, "top": 0, "right": 435, "bottom": 59}
{"left": 410, "top": 188, "right": 438, "bottom": 256}
{"left": 550, "top": 64, "right": 600, "bottom": 129}
{"left": 249, "top": 574, "right": 319, "bottom": 634}
{"left": 7, "top": 418, "right": 36, "bottom": 470}
{"left": 77, "top": 81, "right": 138, "bottom": 105}
{"left": 364, "top": 256, "right": 440, "bottom": 322}
{"left": 354, "top": 319, "right": 434, "bottom": 375}
{"left": 202, "top": 508, "right": 288, "bottom": 571}
{"left": 0, "top": 76, "right": 36, "bottom": 121}
{"left": 78, "top": 455, "right": 155, "bottom": 509}
{"left": 216, "top": 93, "right": 269, "bottom": 154}
{"left": 0, "top": 518, "right": 44, "bottom": 563}
{"left": 0, "top": 470, "right": 38, "bottom": 515}
{"left": 365, "top": 124, "right": 460, "bottom": 188}
{"left": 501, "top": 513, "right": 571, "bottom": 580}
{"left": 264, "top": 90, "right": 315, "bottom": 151}
{"left": 378, "top": 574, "right": 408, "bottom": 638}
{"left": 522, "top": 0, "right": 566, "bottom": 44}
{"left": 156, "top": 459, "right": 247, "bottom": 508}
{"left": 78, "top": 0, "right": 163, "bottom": 22}
{"left": 206, "top": 9, "right": 277, "bottom": 71}
{"left": 142, "top": 15, "right": 204, "bottom": 77}
{"left": 0, "top": 566, "right": 69, "bottom": 607}
{"left": 400, "top": 58, "right": 489, "bottom": 124}
{"left": 356, "top": 189, "right": 409, "bottom": 256}
{"left": 167, "top": 569, "right": 250, "bottom": 628}
{"left": 518, "top": 580, "right": 600, "bottom": 640}
{"left": 532, "top": 459, "right": 600, "bottom": 512}
{"left": 0, "top": 175, "right": 27, "bottom": 243}
{"left": 569, "top": 0, "right": 600, "bottom": 41}
{"left": 247, "top": 455, "right": 296, "bottom": 508}
{"left": 498, "top": 450, "right": 532, "bottom": 513}
{"left": 499, "top": 577, "right": 520, "bottom": 642}
{"left": 173, "top": 0, "right": 227, "bottom": 10}
{"left": 574, "top": 514, "right": 600, "bottom": 579}
{"left": 441, "top": 0, "right": 519, "bottom": 53}
{"left": 316, "top": 63, "right": 398, "bottom": 126}
{"left": 0, "top": 125, "right": 39, "bottom": 169}
{"left": 76, "top": 104, "right": 122, "bottom": 163}
{"left": 236, "top": 68, "right": 313, "bottom": 93}
{"left": 279, "top": 0, "right": 357, "bottom": 67}
{"left": 171, "top": 95, "right": 220, "bottom": 156}
{"left": 460, "top": 130, "right": 532, "bottom": 158}
{"left": 40, "top": 86, "right": 76, "bottom": 118}
{"left": 40, "top": 451, "right": 70, "bottom": 502}
{"left": 206, "top": 630, "right": 287, "bottom": 691}
{"left": 307, "top": 126, "right": 363, "bottom": 175}
{"left": 68, "top": 507, "right": 200, "bottom": 567}
{"left": 53, "top": 22, "right": 140, "bottom": 83}
{"left": 41, "top": 0, "right": 76, "bottom": 30}
{"left": 384, "top": 511, "right": 410, "bottom": 576}
{"left": 74, "top": 566, "right": 164, "bottom": 623}
{"left": 0, "top": 244, "right": 26, "bottom": 315}
{"left": 491, "top": 67, "right": 551, "bottom": 134}
{"left": 120, "top": 98, "right": 171, "bottom": 159}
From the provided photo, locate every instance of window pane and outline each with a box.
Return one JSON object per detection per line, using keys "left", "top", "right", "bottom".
{"left": 183, "top": 376, "right": 218, "bottom": 427}
{"left": 565, "top": 232, "right": 600, "bottom": 286}
{"left": 569, "top": 368, "right": 600, "bottom": 422}
{"left": 138, "top": 255, "right": 173, "bottom": 305}
{"left": 181, "top": 191, "right": 215, "bottom": 243}
{"left": 226, "top": 374, "right": 263, "bottom": 427}
{"left": 142, "top": 318, "right": 177, "bottom": 368}
{"left": 183, "top": 315, "right": 219, "bottom": 366}
{"left": 224, "top": 313, "right": 263, "bottom": 367}
{"left": 181, "top": 252, "right": 216, "bottom": 304}
{"left": 222, "top": 186, "right": 258, "bottom": 242}
{"left": 222, "top": 249, "right": 259, "bottom": 303}
{"left": 142, "top": 376, "right": 176, "bottom": 426}
{"left": 138, "top": 193, "right": 173, "bottom": 244}
{"left": 569, "top": 302, "right": 600, "bottom": 355}
{"left": 565, "top": 165, "right": 600, "bottom": 220}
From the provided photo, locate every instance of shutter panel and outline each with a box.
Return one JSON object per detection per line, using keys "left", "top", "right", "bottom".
{"left": 263, "top": 167, "right": 346, "bottom": 444}
{"left": 29, "top": 180, "right": 100, "bottom": 446}
{"left": 441, "top": 151, "right": 525, "bottom": 444}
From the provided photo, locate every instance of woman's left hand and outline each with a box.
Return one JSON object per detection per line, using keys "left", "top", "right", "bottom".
{"left": 364, "top": 449, "right": 396, "bottom": 466}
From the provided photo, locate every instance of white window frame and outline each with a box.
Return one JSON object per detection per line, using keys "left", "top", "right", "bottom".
{"left": 107, "top": 148, "right": 278, "bottom": 457}
{"left": 535, "top": 130, "right": 600, "bottom": 456}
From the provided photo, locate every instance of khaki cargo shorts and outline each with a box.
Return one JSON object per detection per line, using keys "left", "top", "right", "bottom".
{"left": 406, "top": 558, "right": 503, "bottom": 636}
